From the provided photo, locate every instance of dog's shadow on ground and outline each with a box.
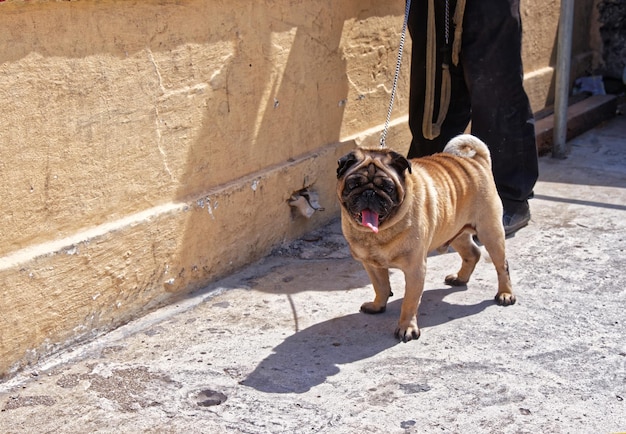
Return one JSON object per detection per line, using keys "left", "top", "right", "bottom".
{"left": 242, "top": 285, "right": 492, "bottom": 393}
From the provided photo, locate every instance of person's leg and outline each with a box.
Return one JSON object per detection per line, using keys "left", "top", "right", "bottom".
{"left": 460, "top": 0, "right": 538, "bottom": 233}
{"left": 407, "top": 0, "right": 471, "bottom": 158}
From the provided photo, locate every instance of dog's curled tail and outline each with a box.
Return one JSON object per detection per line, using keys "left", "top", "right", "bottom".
{"left": 443, "top": 134, "right": 492, "bottom": 168}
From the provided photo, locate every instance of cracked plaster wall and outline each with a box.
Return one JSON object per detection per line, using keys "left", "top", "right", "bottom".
{"left": 0, "top": 0, "right": 597, "bottom": 377}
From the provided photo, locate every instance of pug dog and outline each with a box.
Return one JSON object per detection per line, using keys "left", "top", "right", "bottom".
{"left": 336, "top": 134, "right": 516, "bottom": 342}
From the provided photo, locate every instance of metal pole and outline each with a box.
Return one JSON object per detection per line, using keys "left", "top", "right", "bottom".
{"left": 553, "top": 0, "right": 575, "bottom": 159}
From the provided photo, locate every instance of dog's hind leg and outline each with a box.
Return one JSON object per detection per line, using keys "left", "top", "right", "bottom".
{"left": 445, "top": 232, "right": 481, "bottom": 286}
{"left": 475, "top": 220, "right": 516, "bottom": 305}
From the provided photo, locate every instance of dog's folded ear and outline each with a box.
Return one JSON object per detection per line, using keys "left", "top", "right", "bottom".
{"left": 389, "top": 151, "right": 412, "bottom": 175}
{"left": 337, "top": 151, "right": 359, "bottom": 179}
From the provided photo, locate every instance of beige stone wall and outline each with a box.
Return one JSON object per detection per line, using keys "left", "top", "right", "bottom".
{"left": 0, "top": 0, "right": 596, "bottom": 377}
{"left": 0, "top": 0, "right": 412, "bottom": 377}
{"left": 522, "top": 0, "right": 600, "bottom": 111}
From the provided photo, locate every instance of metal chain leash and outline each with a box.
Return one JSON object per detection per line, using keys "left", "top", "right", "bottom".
{"left": 380, "top": 0, "right": 412, "bottom": 148}
{"left": 444, "top": 0, "right": 450, "bottom": 45}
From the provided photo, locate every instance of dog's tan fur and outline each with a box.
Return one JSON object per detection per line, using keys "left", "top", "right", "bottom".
{"left": 337, "top": 134, "right": 515, "bottom": 342}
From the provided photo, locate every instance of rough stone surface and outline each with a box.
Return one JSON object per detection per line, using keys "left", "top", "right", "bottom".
{"left": 535, "top": 94, "right": 617, "bottom": 155}
{"left": 0, "top": 1, "right": 410, "bottom": 254}
{"left": 1, "top": 115, "right": 624, "bottom": 433}
{"left": 597, "top": 0, "right": 626, "bottom": 78}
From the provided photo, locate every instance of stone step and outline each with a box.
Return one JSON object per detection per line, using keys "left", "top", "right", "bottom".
{"left": 535, "top": 94, "right": 618, "bottom": 155}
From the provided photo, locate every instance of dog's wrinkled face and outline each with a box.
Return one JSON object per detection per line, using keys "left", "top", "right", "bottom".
{"left": 337, "top": 148, "right": 412, "bottom": 233}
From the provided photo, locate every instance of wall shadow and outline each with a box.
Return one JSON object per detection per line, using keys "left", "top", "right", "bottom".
{"left": 533, "top": 194, "right": 626, "bottom": 211}
{"left": 171, "top": 1, "right": 406, "bottom": 292}
{"left": 175, "top": 0, "right": 403, "bottom": 197}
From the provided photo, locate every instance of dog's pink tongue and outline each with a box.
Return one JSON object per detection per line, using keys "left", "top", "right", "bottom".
{"left": 361, "top": 209, "right": 379, "bottom": 233}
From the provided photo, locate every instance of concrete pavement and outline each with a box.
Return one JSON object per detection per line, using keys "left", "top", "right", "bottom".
{"left": 1, "top": 114, "right": 625, "bottom": 433}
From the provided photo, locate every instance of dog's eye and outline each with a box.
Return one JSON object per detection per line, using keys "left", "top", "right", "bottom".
{"left": 382, "top": 181, "right": 395, "bottom": 194}
{"left": 347, "top": 176, "right": 366, "bottom": 190}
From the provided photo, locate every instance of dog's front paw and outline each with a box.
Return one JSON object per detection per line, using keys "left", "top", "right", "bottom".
{"left": 394, "top": 322, "right": 421, "bottom": 343}
{"left": 495, "top": 292, "right": 516, "bottom": 306}
{"left": 360, "top": 302, "right": 386, "bottom": 314}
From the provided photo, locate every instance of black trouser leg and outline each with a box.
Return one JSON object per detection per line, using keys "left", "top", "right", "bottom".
{"left": 407, "top": 0, "right": 538, "bottom": 205}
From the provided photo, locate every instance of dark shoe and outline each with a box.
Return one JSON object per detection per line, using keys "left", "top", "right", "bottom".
{"left": 503, "top": 201, "right": 531, "bottom": 236}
